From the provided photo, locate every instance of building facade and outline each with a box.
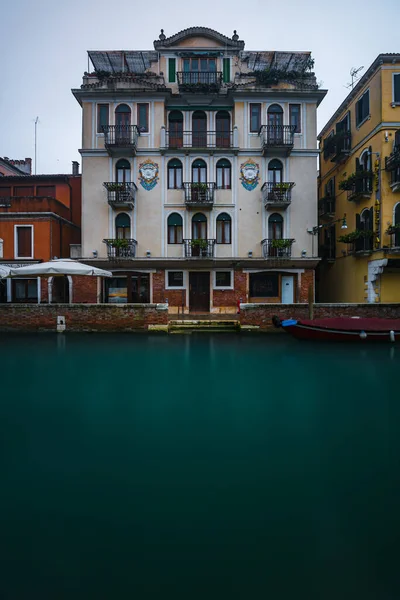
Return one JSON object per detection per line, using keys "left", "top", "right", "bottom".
{"left": 318, "top": 54, "right": 400, "bottom": 303}
{"left": 72, "top": 27, "right": 325, "bottom": 312}
{"left": 0, "top": 157, "right": 32, "bottom": 176}
{"left": 0, "top": 168, "right": 81, "bottom": 303}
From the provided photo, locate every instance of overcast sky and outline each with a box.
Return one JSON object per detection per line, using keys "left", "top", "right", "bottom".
{"left": 0, "top": 0, "right": 398, "bottom": 174}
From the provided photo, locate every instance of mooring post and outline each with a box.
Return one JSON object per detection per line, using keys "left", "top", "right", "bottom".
{"left": 308, "top": 284, "right": 314, "bottom": 320}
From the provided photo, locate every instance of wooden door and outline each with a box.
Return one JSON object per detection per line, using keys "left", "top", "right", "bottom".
{"left": 130, "top": 273, "right": 150, "bottom": 303}
{"left": 189, "top": 272, "right": 210, "bottom": 312}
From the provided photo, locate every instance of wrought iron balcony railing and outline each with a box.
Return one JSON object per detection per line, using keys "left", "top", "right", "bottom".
{"left": 102, "top": 125, "right": 139, "bottom": 154}
{"left": 349, "top": 234, "right": 374, "bottom": 255}
{"left": 262, "top": 238, "right": 295, "bottom": 258}
{"left": 387, "top": 226, "right": 400, "bottom": 249}
{"left": 323, "top": 131, "right": 351, "bottom": 162}
{"left": 347, "top": 174, "right": 373, "bottom": 202}
{"left": 103, "top": 182, "right": 137, "bottom": 209}
{"left": 103, "top": 238, "right": 137, "bottom": 259}
{"left": 259, "top": 125, "right": 296, "bottom": 155}
{"left": 183, "top": 183, "right": 215, "bottom": 207}
{"left": 385, "top": 146, "right": 400, "bottom": 171}
{"left": 164, "top": 130, "right": 234, "bottom": 149}
{"left": 262, "top": 182, "right": 295, "bottom": 209}
{"left": 176, "top": 72, "right": 223, "bottom": 91}
{"left": 319, "top": 242, "right": 336, "bottom": 262}
{"left": 183, "top": 239, "right": 216, "bottom": 258}
{"left": 318, "top": 196, "right": 336, "bottom": 217}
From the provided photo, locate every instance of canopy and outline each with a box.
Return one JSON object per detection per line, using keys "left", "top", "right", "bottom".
{"left": 6, "top": 259, "right": 112, "bottom": 278}
{"left": 0, "top": 265, "right": 11, "bottom": 279}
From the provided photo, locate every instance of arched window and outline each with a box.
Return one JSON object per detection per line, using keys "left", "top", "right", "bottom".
{"left": 360, "top": 149, "right": 371, "bottom": 172}
{"left": 116, "top": 159, "right": 131, "bottom": 183}
{"left": 192, "top": 212, "right": 207, "bottom": 240}
{"left": 216, "top": 111, "right": 231, "bottom": 147}
{"left": 168, "top": 111, "right": 183, "bottom": 148}
{"left": 168, "top": 159, "right": 183, "bottom": 189}
{"left": 268, "top": 213, "right": 283, "bottom": 240}
{"left": 268, "top": 104, "right": 283, "bottom": 143}
{"left": 192, "top": 111, "right": 207, "bottom": 147}
{"left": 115, "top": 213, "right": 131, "bottom": 239}
{"left": 216, "top": 159, "right": 231, "bottom": 189}
{"left": 192, "top": 159, "right": 207, "bottom": 183}
{"left": 216, "top": 213, "right": 231, "bottom": 244}
{"left": 115, "top": 104, "right": 131, "bottom": 143}
{"left": 268, "top": 159, "right": 283, "bottom": 184}
{"left": 167, "top": 213, "right": 183, "bottom": 244}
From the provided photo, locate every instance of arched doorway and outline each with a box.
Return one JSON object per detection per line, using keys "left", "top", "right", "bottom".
{"left": 192, "top": 212, "right": 207, "bottom": 240}
{"left": 52, "top": 276, "right": 70, "bottom": 303}
{"left": 192, "top": 111, "right": 207, "bottom": 147}
{"left": 192, "top": 159, "right": 207, "bottom": 183}
{"left": 268, "top": 104, "right": 284, "bottom": 143}
{"left": 116, "top": 159, "right": 131, "bottom": 183}
{"left": 115, "top": 213, "right": 131, "bottom": 239}
{"left": 268, "top": 159, "right": 283, "bottom": 184}
{"left": 168, "top": 110, "right": 183, "bottom": 148}
{"left": 216, "top": 110, "right": 230, "bottom": 147}
{"left": 115, "top": 104, "right": 131, "bottom": 143}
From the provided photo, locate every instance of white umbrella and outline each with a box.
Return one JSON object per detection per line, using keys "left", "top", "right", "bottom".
{"left": 6, "top": 259, "right": 113, "bottom": 278}
{"left": 0, "top": 265, "right": 11, "bottom": 279}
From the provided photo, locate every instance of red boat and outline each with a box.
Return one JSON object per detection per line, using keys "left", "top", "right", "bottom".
{"left": 275, "top": 317, "right": 400, "bottom": 342}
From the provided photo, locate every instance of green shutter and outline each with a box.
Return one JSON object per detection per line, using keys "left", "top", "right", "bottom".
{"left": 168, "top": 58, "right": 176, "bottom": 83}
{"left": 223, "top": 58, "right": 230, "bottom": 83}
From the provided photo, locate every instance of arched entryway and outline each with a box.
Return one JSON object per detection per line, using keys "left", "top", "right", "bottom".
{"left": 49, "top": 275, "right": 71, "bottom": 304}
{"left": 168, "top": 110, "right": 183, "bottom": 148}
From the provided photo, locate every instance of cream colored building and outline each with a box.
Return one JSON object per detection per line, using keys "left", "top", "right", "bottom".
{"left": 72, "top": 27, "right": 326, "bottom": 312}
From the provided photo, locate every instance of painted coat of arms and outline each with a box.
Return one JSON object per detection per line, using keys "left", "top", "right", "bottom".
{"left": 138, "top": 160, "right": 159, "bottom": 191}
{"left": 240, "top": 160, "right": 260, "bottom": 191}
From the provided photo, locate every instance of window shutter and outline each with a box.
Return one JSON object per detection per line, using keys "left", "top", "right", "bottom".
{"left": 369, "top": 207, "right": 374, "bottom": 231}
{"left": 17, "top": 227, "right": 32, "bottom": 257}
{"left": 168, "top": 58, "right": 176, "bottom": 83}
{"left": 355, "top": 157, "right": 361, "bottom": 172}
{"left": 394, "top": 74, "right": 400, "bottom": 103}
{"left": 223, "top": 58, "right": 230, "bottom": 83}
{"left": 356, "top": 213, "right": 361, "bottom": 231}
{"left": 365, "top": 91, "right": 370, "bottom": 119}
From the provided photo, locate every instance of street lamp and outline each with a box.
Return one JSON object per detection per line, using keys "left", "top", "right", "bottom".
{"left": 308, "top": 214, "right": 347, "bottom": 257}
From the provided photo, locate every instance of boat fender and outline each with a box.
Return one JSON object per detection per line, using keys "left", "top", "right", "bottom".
{"left": 359, "top": 331, "right": 367, "bottom": 340}
{"left": 390, "top": 330, "right": 395, "bottom": 343}
{"left": 281, "top": 319, "right": 298, "bottom": 327}
{"left": 272, "top": 315, "right": 282, "bottom": 328}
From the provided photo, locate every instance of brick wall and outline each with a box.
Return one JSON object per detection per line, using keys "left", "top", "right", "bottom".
{"left": 299, "top": 269, "right": 314, "bottom": 303}
{"left": 240, "top": 303, "right": 400, "bottom": 329}
{"left": 73, "top": 276, "right": 98, "bottom": 303}
{"left": 213, "top": 270, "right": 248, "bottom": 308}
{"left": 0, "top": 304, "right": 168, "bottom": 332}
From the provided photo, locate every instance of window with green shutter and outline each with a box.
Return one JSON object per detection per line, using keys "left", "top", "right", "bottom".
{"left": 168, "top": 58, "right": 176, "bottom": 83}
{"left": 223, "top": 58, "right": 230, "bottom": 83}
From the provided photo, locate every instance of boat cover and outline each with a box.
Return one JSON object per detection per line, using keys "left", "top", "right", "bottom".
{"left": 297, "top": 318, "right": 400, "bottom": 332}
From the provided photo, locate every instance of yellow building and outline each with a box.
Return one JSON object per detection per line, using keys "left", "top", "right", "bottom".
{"left": 318, "top": 54, "right": 400, "bottom": 303}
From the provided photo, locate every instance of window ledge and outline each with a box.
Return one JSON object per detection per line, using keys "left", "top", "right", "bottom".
{"left": 356, "top": 115, "right": 371, "bottom": 130}
{"left": 213, "top": 286, "right": 234, "bottom": 291}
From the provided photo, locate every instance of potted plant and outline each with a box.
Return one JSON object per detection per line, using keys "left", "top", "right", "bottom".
{"left": 191, "top": 182, "right": 208, "bottom": 202}
{"left": 386, "top": 223, "right": 400, "bottom": 235}
{"left": 189, "top": 238, "right": 208, "bottom": 257}
{"left": 270, "top": 238, "right": 294, "bottom": 257}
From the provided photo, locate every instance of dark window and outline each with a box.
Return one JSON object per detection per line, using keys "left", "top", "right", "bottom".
{"left": 16, "top": 226, "right": 32, "bottom": 257}
{"left": 36, "top": 185, "right": 56, "bottom": 197}
{"left": 115, "top": 104, "right": 131, "bottom": 130}
{"left": 356, "top": 90, "right": 370, "bottom": 127}
{"left": 223, "top": 58, "right": 230, "bottom": 83}
{"left": 168, "top": 111, "right": 183, "bottom": 148}
{"left": 216, "top": 213, "right": 231, "bottom": 244}
{"left": 289, "top": 104, "right": 301, "bottom": 133}
{"left": 0, "top": 187, "right": 11, "bottom": 199}
{"left": 115, "top": 213, "right": 131, "bottom": 239}
{"left": 137, "top": 103, "right": 149, "bottom": 132}
{"left": 192, "top": 212, "right": 207, "bottom": 239}
{"left": 268, "top": 159, "right": 283, "bottom": 184}
{"left": 14, "top": 186, "right": 34, "bottom": 197}
{"left": 168, "top": 271, "right": 184, "bottom": 287}
{"left": 216, "top": 159, "right": 231, "bottom": 189}
{"left": 250, "top": 103, "right": 261, "bottom": 133}
{"left": 116, "top": 159, "right": 131, "bottom": 183}
{"left": 167, "top": 213, "right": 183, "bottom": 244}
{"left": 192, "top": 159, "right": 207, "bottom": 183}
{"left": 268, "top": 213, "right": 283, "bottom": 239}
{"left": 12, "top": 279, "right": 38, "bottom": 303}
{"left": 393, "top": 74, "right": 400, "bottom": 104}
{"left": 192, "top": 111, "right": 207, "bottom": 147}
{"left": 249, "top": 272, "right": 279, "bottom": 298}
{"left": 168, "top": 58, "right": 176, "bottom": 83}
{"left": 168, "top": 159, "right": 183, "bottom": 189}
{"left": 216, "top": 111, "right": 231, "bottom": 147}
{"left": 215, "top": 271, "right": 231, "bottom": 287}
{"left": 97, "top": 104, "right": 109, "bottom": 133}
{"left": 183, "top": 58, "right": 216, "bottom": 72}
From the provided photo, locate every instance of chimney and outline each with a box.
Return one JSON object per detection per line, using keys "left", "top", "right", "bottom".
{"left": 72, "top": 161, "right": 79, "bottom": 176}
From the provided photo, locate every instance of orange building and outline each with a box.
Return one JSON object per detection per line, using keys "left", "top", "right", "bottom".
{"left": 0, "top": 167, "right": 81, "bottom": 303}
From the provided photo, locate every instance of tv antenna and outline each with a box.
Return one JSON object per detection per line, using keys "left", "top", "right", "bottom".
{"left": 345, "top": 66, "right": 364, "bottom": 90}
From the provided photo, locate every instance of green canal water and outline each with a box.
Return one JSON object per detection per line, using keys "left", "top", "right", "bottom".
{"left": 0, "top": 333, "right": 400, "bottom": 599}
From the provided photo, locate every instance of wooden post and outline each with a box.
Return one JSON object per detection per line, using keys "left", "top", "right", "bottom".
{"left": 308, "top": 283, "right": 314, "bottom": 320}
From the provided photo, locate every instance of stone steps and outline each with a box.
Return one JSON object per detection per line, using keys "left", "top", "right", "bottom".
{"left": 169, "top": 319, "right": 240, "bottom": 333}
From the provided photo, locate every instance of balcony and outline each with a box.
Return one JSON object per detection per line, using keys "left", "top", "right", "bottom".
{"left": 103, "top": 238, "right": 137, "bottom": 259}
{"left": 262, "top": 238, "right": 295, "bottom": 258}
{"left": 259, "top": 125, "right": 295, "bottom": 156}
{"left": 103, "top": 182, "right": 137, "bottom": 210}
{"left": 350, "top": 234, "right": 374, "bottom": 256}
{"left": 163, "top": 129, "right": 237, "bottom": 151}
{"left": 347, "top": 173, "right": 373, "bottom": 202}
{"left": 102, "top": 125, "right": 139, "bottom": 156}
{"left": 262, "top": 182, "right": 295, "bottom": 210}
{"left": 385, "top": 147, "right": 400, "bottom": 191}
{"left": 183, "top": 239, "right": 216, "bottom": 258}
{"left": 323, "top": 131, "right": 351, "bottom": 163}
{"left": 176, "top": 71, "right": 223, "bottom": 92}
{"left": 387, "top": 226, "right": 400, "bottom": 252}
{"left": 318, "top": 196, "right": 336, "bottom": 217}
{"left": 183, "top": 183, "right": 215, "bottom": 208}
